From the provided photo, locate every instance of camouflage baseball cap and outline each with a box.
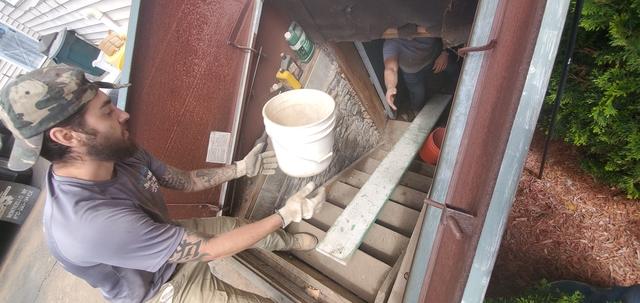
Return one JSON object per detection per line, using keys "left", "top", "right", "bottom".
{"left": 0, "top": 64, "right": 129, "bottom": 171}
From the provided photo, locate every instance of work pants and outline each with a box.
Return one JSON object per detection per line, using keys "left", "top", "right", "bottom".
{"left": 147, "top": 216, "right": 295, "bottom": 303}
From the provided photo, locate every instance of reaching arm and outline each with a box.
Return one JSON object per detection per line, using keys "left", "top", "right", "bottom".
{"left": 168, "top": 214, "right": 283, "bottom": 262}
{"left": 158, "top": 165, "right": 237, "bottom": 192}
{"left": 157, "top": 143, "right": 277, "bottom": 192}
{"left": 168, "top": 182, "right": 325, "bottom": 263}
{"left": 384, "top": 56, "right": 399, "bottom": 111}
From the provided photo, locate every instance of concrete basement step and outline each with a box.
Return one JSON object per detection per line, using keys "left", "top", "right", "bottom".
{"left": 281, "top": 145, "right": 430, "bottom": 301}
{"left": 308, "top": 198, "right": 410, "bottom": 266}
{"left": 339, "top": 167, "right": 427, "bottom": 211}
{"left": 288, "top": 222, "right": 391, "bottom": 303}
{"left": 327, "top": 181, "right": 419, "bottom": 236}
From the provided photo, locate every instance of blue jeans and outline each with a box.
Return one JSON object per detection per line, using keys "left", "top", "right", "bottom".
{"left": 401, "top": 66, "right": 430, "bottom": 111}
{"left": 400, "top": 54, "right": 459, "bottom": 111}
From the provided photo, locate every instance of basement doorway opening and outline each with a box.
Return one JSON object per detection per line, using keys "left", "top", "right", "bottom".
{"left": 354, "top": 38, "right": 461, "bottom": 122}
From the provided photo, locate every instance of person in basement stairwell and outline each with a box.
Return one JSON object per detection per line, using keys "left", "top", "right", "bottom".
{"left": 383, "top": 35, "right": 456, "bottom": 115}
{"left": 0, "top": 64, "right": 324, "bottom": 303}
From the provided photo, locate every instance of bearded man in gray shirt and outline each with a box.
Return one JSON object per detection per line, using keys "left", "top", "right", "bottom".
{"left": 0, "top": 65, "right": 324, "bottom": 303}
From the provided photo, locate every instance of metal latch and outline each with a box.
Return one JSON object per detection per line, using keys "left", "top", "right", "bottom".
{"left": 425, "top": 198, "right": 476, "bottom": 240}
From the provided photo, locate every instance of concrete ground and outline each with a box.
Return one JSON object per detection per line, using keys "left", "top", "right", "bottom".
{"left": 0, "top": 158, "right": 104, "bottom": 302}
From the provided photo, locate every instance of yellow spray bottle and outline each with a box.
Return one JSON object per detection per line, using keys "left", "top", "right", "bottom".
{"left": 276, "top": 69, "right": 301, "bottom": 89}
{"left": 275, "top": 53, "right": 302, "bottom": 89}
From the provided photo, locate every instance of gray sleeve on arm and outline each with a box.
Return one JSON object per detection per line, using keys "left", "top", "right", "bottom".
{"left": 383, "top": 39, "right": 400, "bottom": 61}
{"left": 131, "top": 148, "right": 168, "bottom": 179}
{"left": 70, "top": 203, "right": 185, "bottom": 272}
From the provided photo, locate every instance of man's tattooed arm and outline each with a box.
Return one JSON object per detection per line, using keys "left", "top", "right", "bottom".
{"left": 157, "top": 166, "right": 192, "bottom": 191}
{"left": 167, "top": 231, "right": 214, "bottom": 263}
{"left": 168, "top": 214, "right": 285, "bottom": 264}
{"left": 158, "top": 165, "right": 238, "bottom": 192}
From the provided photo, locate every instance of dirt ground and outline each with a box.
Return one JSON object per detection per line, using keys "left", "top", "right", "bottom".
{"left": 487, "top": 132, "right": 640, "bottom": 297}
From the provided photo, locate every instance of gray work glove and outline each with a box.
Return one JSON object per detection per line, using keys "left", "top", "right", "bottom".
{"left": 277, "top": 182, "right": 325, "bottom": 228}
{"left": 235, "top": 143, "right": 278, "bottom": 178}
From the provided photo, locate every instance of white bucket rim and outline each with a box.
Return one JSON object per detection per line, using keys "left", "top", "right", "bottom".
{"left": 265, "top": 112, "right": 335, "bottom": 137}
{"left": 262, "top": 89, "right": 336, "bottom": 129}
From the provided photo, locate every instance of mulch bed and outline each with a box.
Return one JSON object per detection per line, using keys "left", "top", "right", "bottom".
{"left": 487, "top": 131, "right": 640, "bottom": 297}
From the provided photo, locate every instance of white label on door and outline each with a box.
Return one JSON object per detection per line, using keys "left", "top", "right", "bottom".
{"left": 206, "top": 131, "right": 231, "bottom": 164}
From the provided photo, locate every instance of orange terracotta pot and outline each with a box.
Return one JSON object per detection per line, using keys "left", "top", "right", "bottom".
{"left": 419, "top": 127, "right": 445, "bottom": 165}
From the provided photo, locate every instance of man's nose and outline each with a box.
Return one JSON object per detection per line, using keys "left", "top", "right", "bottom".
{"left": 117, "top": 108, "right": 130, "bottom": 123}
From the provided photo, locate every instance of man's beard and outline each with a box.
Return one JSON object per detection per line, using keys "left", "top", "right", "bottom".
{"left": 82, "top": 128, "right": 137, "bottom": 161}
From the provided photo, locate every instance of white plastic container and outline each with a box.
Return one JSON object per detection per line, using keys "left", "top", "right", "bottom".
{"left": 262, "top": 89, "right": 336, "bottom": 177}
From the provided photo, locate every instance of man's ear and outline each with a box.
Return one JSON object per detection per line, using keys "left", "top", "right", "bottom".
{"left": 48, "top": 127, "right": 82, "bottom": 147}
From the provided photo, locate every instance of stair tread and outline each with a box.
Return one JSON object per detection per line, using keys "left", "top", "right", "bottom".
{"left": 409, "top": 160, "right": 436, "bottom": 178}
{"left": 352, "top": 157, "right": 433, "bottom": 193}
{"left": 326, "top": 182, "right": 420, "bottom": 236}
{"left": 287, "top": 222, "right": 391, "bottom": 303}
{"left": 308, "top": 201, "right": 410, "bottom": 265}
{"left": 381, "top": 120, "right": 410, "bottom": 147}
{"left": 400, "top": 170, "right": 433, "bottom": 193}
{"left": 339, "top": 169, "right": 426, "bottom": 211}
{"left": 367, "top": 147, "right": 388, "bottom": 161}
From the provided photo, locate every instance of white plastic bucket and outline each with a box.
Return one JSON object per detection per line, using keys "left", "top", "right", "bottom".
{"left": 262, "top": 89, "right": 336, "bottom": 177}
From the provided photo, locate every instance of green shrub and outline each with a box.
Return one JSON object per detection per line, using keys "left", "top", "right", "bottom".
{"left": 484, "top": 280, "right": 583, "bottom": 303}
{"left": 541, "top": 0, "right": 640, "bottom": 198}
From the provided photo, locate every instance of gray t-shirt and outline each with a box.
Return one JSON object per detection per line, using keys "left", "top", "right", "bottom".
{"left": 43, "top": 149, "right": 185, "bottom": 303}
{"left": 383, "top": 37, "right": 443, "bottom": 73}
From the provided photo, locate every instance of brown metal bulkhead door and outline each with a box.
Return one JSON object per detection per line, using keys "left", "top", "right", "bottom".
{"left": 126, "top": 0, "right": 257, "bottom": 219}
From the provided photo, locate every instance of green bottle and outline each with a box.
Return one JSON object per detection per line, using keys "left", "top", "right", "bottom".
{"left": 284, "top": 22, "right": 314, "bottom": 63}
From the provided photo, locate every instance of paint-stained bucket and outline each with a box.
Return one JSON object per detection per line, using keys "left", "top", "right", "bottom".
{"left": 262, "top": 89, "right": 336, "bottom": 177}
